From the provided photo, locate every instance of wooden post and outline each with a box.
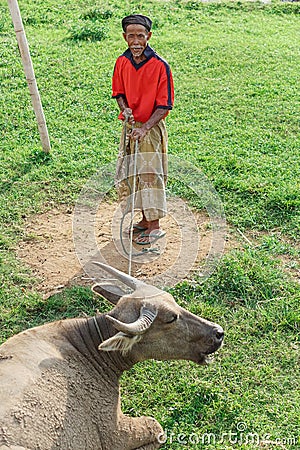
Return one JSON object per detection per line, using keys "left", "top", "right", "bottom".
{"left": 7, "top": 0, "right": 51, "bottom": 153}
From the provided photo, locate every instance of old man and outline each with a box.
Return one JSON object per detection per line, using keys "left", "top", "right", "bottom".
{"left": 113, "top": 14, "right": 174, "bottom": 245}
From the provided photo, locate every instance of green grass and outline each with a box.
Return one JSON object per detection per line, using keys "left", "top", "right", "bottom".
{"left": 0, "top": 0, "right": 299, "bottom": 448}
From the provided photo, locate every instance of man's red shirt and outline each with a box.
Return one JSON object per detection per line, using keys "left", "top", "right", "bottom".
{"left": 112, "top": 45, "right": 174, "bottom": 123}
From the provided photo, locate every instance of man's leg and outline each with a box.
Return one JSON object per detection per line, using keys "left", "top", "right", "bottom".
{"left": 134, "top": 212, "right": 165, "bottom": 245}
{"left": 134, "top": 212, "right": 159, "bottom": 231}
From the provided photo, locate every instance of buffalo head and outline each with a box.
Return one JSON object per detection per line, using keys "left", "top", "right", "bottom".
{"left": 92, "top": 262, "right": 224, "bottom": 365}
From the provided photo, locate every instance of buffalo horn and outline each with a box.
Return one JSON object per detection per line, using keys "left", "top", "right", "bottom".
{"left": 106, "top": 306, "right": 157, "bottom": 335}
{"left": 93, "top": 261, "right": 147, "bottom": 290}
{"left": 92, "top": 262, "right": 163, "bottom": 297}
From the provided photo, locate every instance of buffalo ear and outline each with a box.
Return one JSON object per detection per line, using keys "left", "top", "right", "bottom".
{"left": 92, "top": 283, "right": 126, "bottom": 305}
{"left": 98, "top": 332, "right": 142, "bottom": 354}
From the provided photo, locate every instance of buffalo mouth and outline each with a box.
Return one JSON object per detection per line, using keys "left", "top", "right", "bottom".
{"left": 196, "top": 342, "right": 223, "bottom": 365}
{"left": 196, "top": 353, "right": 215, "bottom": 365}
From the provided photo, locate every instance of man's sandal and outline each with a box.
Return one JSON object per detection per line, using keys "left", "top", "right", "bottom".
{"left": 126, "top": 224, "right": 148, "bottom": 235}
{"left": 134, "top": 229, "right": 166, "bottom": 245}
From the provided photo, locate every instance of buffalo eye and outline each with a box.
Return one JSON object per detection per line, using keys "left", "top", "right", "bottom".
{"left": 165, "top": 314, "right": 178, "bottom": 324}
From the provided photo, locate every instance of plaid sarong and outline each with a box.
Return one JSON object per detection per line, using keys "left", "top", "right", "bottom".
{"left": 115, "top": 120, "right": 168, "bottom": 222}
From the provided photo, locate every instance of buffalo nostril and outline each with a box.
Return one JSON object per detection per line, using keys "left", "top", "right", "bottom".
{"left": 215, "top": 329, "right": 224, "bottom": 341}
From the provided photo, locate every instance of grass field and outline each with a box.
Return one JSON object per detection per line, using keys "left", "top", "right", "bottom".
{"left": 0, "top": 0, "right": 299, "bottom": 448}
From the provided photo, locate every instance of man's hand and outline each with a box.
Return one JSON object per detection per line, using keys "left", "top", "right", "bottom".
{"left": 122, "top": 108, "right": 135, "bottom": 125}
{"left": 130, "top": 108, "right": 167, "bottom": 141}
{"left": 130, "top": 127, "right": 148, "bottom": 141}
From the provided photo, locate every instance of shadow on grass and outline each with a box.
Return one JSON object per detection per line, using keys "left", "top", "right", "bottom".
{"left": 0, "top": 149, "right": 52, "bottom": 195}
{"left": 0, "top": 285, "right": 110, "bottom": 343}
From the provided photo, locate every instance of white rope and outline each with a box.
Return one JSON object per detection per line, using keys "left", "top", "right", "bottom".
{"left": 128, "top": 139, "right": 139, "bottom": 276}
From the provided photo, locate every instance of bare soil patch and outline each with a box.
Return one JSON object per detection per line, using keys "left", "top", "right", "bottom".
{"left": 16, "top": 201, "right": 299, "bottom": 298}
{"left": 16, "top": 199, "right": 234, "bottom": 298}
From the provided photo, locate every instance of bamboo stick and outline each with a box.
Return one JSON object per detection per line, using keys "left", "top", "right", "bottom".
{"left": 7, "top": 0, "right": 51, "bottom": 153}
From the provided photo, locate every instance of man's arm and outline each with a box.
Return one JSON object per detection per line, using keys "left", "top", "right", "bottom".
{"left": 131, "top": 108, "right": 167, "bottom": 141}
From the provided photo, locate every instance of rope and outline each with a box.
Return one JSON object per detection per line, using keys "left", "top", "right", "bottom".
{"left": 128, "top": 139, "right": 138, "bottom": 276}
{"left": 93, "top": 316, "right": 104, "bottom": 343}
{"left": 118, "top": 120, "right": 160, "bottom": 276}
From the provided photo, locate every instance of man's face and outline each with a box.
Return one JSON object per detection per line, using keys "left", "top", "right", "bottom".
{"left": 123, "top": 24, "right": 152, "bottom": 59}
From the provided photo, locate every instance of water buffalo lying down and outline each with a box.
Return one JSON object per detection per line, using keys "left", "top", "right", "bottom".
{"left": 0, "top": 263, "right": 224, "bottom": 450}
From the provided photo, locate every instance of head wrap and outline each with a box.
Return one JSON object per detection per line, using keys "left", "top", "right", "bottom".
{"left": 122, "top": 14, "right": 152, "bottom": 32}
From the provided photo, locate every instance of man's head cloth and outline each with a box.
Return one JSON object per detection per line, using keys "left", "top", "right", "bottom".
{"left": 122, "top": 14, "right": 152, "bottom": 32}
